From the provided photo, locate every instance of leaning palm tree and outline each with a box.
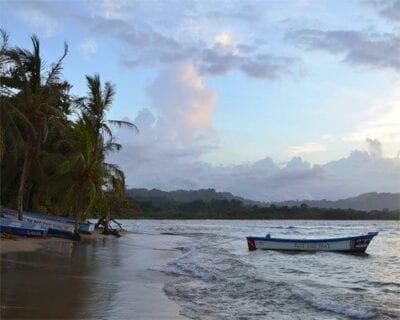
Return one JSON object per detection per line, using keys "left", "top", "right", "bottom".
{"left": 74, "top": 75, "right": 137, "bottom": 222}
{"left": 1, "top": 34, "right": 68, "bottom": 219}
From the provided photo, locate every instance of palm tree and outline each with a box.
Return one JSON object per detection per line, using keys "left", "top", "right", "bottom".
{"left": 1, "top": 34, "right": 68, "bottom": 219}
{"left": 54, "top": 119, "right": 104, "bottom": 221}
{"left": 50, "top": 75, "right": 136, "bottom": 225}
{"left": 73, "top": 74, "right": 137, "bottom": 225}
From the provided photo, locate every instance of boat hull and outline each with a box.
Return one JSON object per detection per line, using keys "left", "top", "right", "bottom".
{"left": 1, "top": 210, "right": 75, "bottom": 238}
{"left": 0, "top": 218, "right": 48, "bottom": 237}
{"left": 23, "top": 211, "right": 94, "bottom": 234}
{"left": 246, "top": 232, "right": 378, "bottom": 253}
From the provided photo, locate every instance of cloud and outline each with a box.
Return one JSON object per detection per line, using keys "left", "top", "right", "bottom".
{"left": 146, "top": 62, "right": 218, "bottom": 145}
{"left": 343, "top": 94, "right": 400, "bottom": 158}
{"left": 366, "top": 138, "right": 383, "bottom": 157}
{"left": 111, "top": 101, "right": 400, "bottom": 202}
{"left": 79, "top": 39, "right": 98, "bottom": 58}
{"left": 290, "top": 142, "right": 327, "bottom": 155}
{"left": 108, "top": 62, "right": 219, "bottom": 188}
{"left": 209, "top": 4, "right": 265, "bottom": 23}
{"left": 22, "top": 12, "right": 58, "bottom": 37}
{"left": 362, "top": 0, "right": 400, "bottom": 22}
{"left": 96, "top": 0, "right": 127, "bottom": 19}
{"left": 4, "top": 0, "right": 298, "bottom": 80}
{"left": 83, "top": 5, "right": 299, "bottom": 80}
{"left": 287, "top": 29, "right": 400, "bottom": 71}
{"left": 110, "top": 141, "right": 400, "bottom": 201}
{"left": 2, "top": 0, "right": 80, "bottom": 37}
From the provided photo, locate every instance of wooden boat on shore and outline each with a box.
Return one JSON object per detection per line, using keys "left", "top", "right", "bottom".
{"left": 0, "top": 217, "right": 48, "bottom": 237}
{"left": 1, "top": 209, "right": 75, "bottom": 239}
{"left": 22, "top": 211, "right": 94, "bottom": 234}
{"left": 246, "top": 232, "right": 379, "bottom": 253}
{"left": 0, "top": 207, "right": 93, "bottom": 235}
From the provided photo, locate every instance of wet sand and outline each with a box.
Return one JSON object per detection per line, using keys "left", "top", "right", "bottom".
{"left": 0, "top": 232, "right": 187, "bottom": 319}
{"left": 0, "top": 230, "right": 102, "bottom": 254}
{"left": 0, "top": 229, "right": 107, "bottom": 254}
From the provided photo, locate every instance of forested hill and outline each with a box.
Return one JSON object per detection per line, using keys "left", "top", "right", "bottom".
{"left": 126, "top": 188, "right": 265, "bottom": 206}
{"left": 123, "top": 188, "right": 399, "bottom": 220}
{"left": 274, "top": 193, "right": 400, "bottom": 212}
{"left": 126, "top": 189, "right": 400, "bottom": 212}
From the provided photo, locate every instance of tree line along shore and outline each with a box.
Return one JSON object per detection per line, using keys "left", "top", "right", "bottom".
{"left": 119, "top": 198, "right": 400, "bottom": 220}
{"left": 1, "top": 30, "right": 135, "bottom": 224}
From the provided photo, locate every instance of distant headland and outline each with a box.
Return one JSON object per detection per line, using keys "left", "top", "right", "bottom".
{"left": 122, "top": 188, "right": 400, "bottom": 220}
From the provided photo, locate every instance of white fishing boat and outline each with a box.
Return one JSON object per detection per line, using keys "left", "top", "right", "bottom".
{"left": 246, "top": 232, "right": 378, "bottom": 253}
{"left": 23, "top": 211, "right": 94, "bottom": 234}
{"left": 0, "top": 217, "right": 48, "bottom": 237}
{"left": 1, "top": 207, "right": 93, "bottom": 234}
{"left": 1, "top": 208, "right": 75, "bottom": 238}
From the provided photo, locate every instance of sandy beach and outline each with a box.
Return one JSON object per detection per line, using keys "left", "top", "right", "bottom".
{"left": 0, "top": 231, "right": 187, "bottom": 319}
{"left": 0, "top": 230, "right": 107, "bottom": 254}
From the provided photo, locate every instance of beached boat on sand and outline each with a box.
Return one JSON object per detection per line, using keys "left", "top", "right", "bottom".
{"left": 0, "top": 217, "right": 48, "bottom": 237}
{"left": 246, "top": 232, "right": 378, "bottom": 253}
{"left": 22, "top": 211, "right": 94, "bottom": 234}
{"left": 0, "top": 208, "right": 93, "bottom": 235}
{"left": 1, "top": 209, "right": 75, "bottom": 238}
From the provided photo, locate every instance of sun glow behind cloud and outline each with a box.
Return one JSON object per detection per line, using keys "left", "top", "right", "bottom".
{"left": 215, "top": 32, "right": 234, "bottom": 49}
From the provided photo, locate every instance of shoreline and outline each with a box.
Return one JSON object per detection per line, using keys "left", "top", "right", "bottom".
{"left": 0, "top": 229, "right": 109, "bottom": 254}
{"left": 0, "top": 231, "right": 187, "bottom": 319}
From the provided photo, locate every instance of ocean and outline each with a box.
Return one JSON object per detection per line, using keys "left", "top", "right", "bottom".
{"left": 125, "top": 220, "right": 400, "bottom": 320}
{"left": 1, "top": 220, "right": 399, "bottom": 319}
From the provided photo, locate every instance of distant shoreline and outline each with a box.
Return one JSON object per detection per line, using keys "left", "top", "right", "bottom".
{"left": 117, "top": 202, "right": 400, "bottom": 220}
{"left": 123, "top": 189, "right": 400, "bottom": 220}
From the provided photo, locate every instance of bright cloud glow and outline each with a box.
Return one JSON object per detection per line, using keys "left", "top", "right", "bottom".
{"left": 215, "top": 32, "right": 234, "bottom": 49}
{"left": 290, "top": 142, "right": 327, "bottom": 155}
{"left": 344, "top": 91, "right": 400, "bottom": 157}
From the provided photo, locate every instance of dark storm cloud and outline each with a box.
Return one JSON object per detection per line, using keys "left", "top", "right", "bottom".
{"left": 287, "top": 29, "right": 400, "bottom": 71}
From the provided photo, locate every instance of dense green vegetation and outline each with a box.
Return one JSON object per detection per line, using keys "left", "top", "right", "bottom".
{"left": 0, "top": 31, "right": 135, "bottom": 222}
{"left": 120, "top": 198, "right": 400, "bottom": 220}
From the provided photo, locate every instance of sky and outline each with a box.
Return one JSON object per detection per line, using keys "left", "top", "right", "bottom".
{"left": 2, "top": 0, "right": 400, "bottom": 201}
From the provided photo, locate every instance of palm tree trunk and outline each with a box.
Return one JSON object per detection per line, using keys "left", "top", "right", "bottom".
{"left": 17, "top": 144, "right": 31, "bottom": 220}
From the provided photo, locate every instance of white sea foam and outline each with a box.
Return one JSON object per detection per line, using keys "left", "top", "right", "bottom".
{"left": 293, "top": 289, "right": 376, "bottom": 319}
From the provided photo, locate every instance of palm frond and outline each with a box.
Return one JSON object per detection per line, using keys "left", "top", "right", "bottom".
{"left": 45, "top": 41, "right": 68, "bottom": 87}
{"left": 108, "top": 119, "right": 139, "bottom": 133}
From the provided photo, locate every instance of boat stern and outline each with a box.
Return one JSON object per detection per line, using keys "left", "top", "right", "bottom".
{"left": 246, "top": 237, "right": 257, "bottom": 251}
{"left": 350, "top": 232, "right": 379, "bottom": 253}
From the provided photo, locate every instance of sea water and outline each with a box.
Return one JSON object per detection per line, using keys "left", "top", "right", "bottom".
{"left": 1, "top": 220, "right": 398, "bottom": 319}
{"left": 125, "top": 220, "right": 399, "bottom": 320}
